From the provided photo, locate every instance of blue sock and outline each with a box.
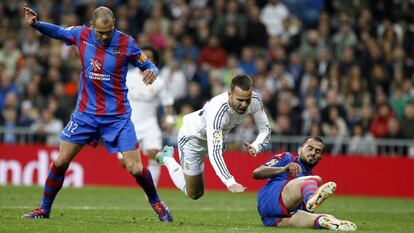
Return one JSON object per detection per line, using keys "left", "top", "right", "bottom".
{"left": 314, "top": 215, "right": 327, "bottom": 229}
{"left": 40, "top": 163, "right": 67, "bottom": 213}
{"left": 134, "top": 168, "right": 160, "bottom": 205}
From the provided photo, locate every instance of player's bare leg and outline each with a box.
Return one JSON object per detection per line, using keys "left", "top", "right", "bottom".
{"left": 22, "top": 141, "right": 83, "bottom": 219}
{"left": 123, "top": 149, "right": 173, "bottom": 222}
{"left": 278, "top": 210, "right": 356, "bottom": 231}
{"left": 119, "top": 149, "right": 161, "bottom": 186}
{"left": 281, "top": 175, "right": 323, "bottom": 210}
{"left": 184, "top": 173, "right": 204, "bottom": 200}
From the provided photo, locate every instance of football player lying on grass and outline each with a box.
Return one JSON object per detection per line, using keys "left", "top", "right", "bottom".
{"left": 253, "top": 136, "right": 357, "bottom": 231}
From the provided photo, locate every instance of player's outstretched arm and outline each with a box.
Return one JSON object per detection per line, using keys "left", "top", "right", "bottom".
{"left": 24, "top": 3, "right": 79, "bottom": 44}
{"left": 252, "top": 162, "right": 301, "bottom": 179}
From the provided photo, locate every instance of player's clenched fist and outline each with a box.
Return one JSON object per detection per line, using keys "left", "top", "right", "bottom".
{"left": 142, "top": 70, "right": 157, "bottom": 85}
{"left": 228, "top": 183, "right": 246, "bottom": 193}
{"left": 284, "top": 162, "right": 302, "bottom": 177}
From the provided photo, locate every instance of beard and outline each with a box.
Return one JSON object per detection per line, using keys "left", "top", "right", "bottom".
{"left": 299, "top": 155, "right": 318, "bottom": 168}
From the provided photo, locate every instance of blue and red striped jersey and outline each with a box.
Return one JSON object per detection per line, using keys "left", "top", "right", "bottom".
{"left": 262, "top": 152, "right": 313, "bottom": 183}
{"left": 34, "top": 22, "right": 159, "bottom": 115}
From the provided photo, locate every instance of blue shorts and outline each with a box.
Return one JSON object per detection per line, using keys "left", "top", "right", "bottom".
{"left": 257, "top": 181, "right": 291, "bottom": 227}
{"left": 60, "top": 111, "right": 138, "bottom": 153}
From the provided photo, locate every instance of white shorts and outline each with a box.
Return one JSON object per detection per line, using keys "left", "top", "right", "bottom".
{"left": 177, "top": 135, "right": 207, "bottom": 176}
{"left": 137, "top": 129, "right": 162, "bottom": 153}
{"left": 133, "top": 118, "right": 162, "bottom": 154}
{"left": 177, "top": 134, "right": 226, "bottom": 176}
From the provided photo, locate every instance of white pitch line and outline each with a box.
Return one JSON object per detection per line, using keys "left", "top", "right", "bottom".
{"left": 0, "top": 206, "right": 251, "bottom": 212}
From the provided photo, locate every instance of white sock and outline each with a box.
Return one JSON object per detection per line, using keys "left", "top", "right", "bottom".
{"left": 164, "top": 157, "right": 187, "bottom": 195}
{"left": 147, "top": 159, "right": 161, "bottom": 187}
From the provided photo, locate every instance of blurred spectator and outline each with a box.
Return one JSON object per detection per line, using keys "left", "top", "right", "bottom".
{"left": 400, "top": 103, "right": 414, "bottom": 139}
{"left": 30, "top": 109, "right": 63, "bottom": 146}
{"left": 238, "top": 46, "right": 256, "bottom": 76}
{"left": 265, "top": 63, "right": 294, "bottom": 95}
{"left": 370, "top": 103, "right": 395, "bottom": 138}
{"left": 213, "top": 0, "right": 246, "bottom": 43}
{"left": 0, "top": 39, "right": 22, "bottom": 77}
{"left": 234, "top": 116, "right": 257, "bottom": 149}
{"left": 221, "top": 23, "right": 244, "bottom": 55}
{"left": 245, "top": 4, "right": 268, "bottom": 48}
{"left": 344, "top": 65, "right": 370, "bottom": 110}
{"left": 159, "top": 58, "right": 187, "bottom": 101}
{"left": 348, "top": 124, "right": 377, "bottom": 156}
{"left": 321, "top": 89, "right": 347, "bottom": 124}
{"left": 260, "top": 0, "right": 289, "bottom": 37}
{"left": 1, "top": 107, "right": 18, "bottom": 144}
{"left": 331, "top": 21, "right": 358, "bottom": 60}
{"left": 175, "top": 81, "right": 206, "bottom": 112}
{"left": 199, "top": 35, "right": 227, "bottom": 69}
{"left": 301, "top": 96, "right": 321, "bottom": 135}
{"left": 0, "top": 73, "right": 18, "bottom": 109}
{"left": 21, "top": 28, "right": 40, "bottom": 56}
{"left": 322, "top": 106, "right": 349, "bottom": 139}
{"left": 320, "top": 62, "right": 342, "bottom": 94}
{"left": 383, "top": 111, "right": 407, "bottom": 155}
{"left": 174, "top": 34, "right": 200, "bottom": 62}
{"left": 0, "top": 0, "right": 413, "bottom": 154}
{"left": 299, "top": 30, "right": 322, "bottom": 61}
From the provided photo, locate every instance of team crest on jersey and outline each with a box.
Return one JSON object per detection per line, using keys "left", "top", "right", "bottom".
{"left": 90, "top": 59, "right": 102, "bottom": 72}
{"left": 211, "top": 130, "right": 222, "bottom": 145}
{"left": 113, "top": 48, "right": 120, "bottom": 57}
{"left": 137, "top": 53, "right": 147, "bottom": 63}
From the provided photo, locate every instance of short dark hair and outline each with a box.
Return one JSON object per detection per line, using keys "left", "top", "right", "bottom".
{"left": 230, "top": 74, "right": 253, "bottom": 91}
{"left": 302, "top": 136, "right": 324, "bottom": 146}
{"left": 91, "top": 6, "right": 114, "bottom": 23}
{"left": 141, "top": 46, "right": 160, "bottom": 66}
{"left": 302, "top": 136, "right": 325, "bottom": 152}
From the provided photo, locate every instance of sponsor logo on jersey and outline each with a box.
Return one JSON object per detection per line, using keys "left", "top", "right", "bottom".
{"left": 91, "top": 59, "right": 102, "bottom": 72}
{"left": 88, "top": 59, "right": 111, "bottom": 81}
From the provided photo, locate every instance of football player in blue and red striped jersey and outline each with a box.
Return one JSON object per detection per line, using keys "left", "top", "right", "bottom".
{"left": 253, "top": 136, "right": 356, "bottom": 231}
{"left": 21, "top": 4, "right": 172, "bottom": 222}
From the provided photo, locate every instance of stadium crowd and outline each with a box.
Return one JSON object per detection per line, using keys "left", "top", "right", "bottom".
{"left": 1, "top": 0, "right": 414, "bottom": 156}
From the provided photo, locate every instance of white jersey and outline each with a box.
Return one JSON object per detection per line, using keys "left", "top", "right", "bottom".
{"left": 179, "top": 91, "right": 271, "bottom": 187}
{"left": 126, "top": 67, "right": 174, "bottom": 132}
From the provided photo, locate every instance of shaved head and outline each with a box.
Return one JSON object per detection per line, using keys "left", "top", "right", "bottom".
{"left": 91, "top": 6, "right": 114, "bottom": 23}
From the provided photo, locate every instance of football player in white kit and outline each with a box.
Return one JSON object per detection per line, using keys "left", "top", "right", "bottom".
{"left": 118, "top": 47, "right": 175, "bottom": 186}
{"left": 156, "top": 74, "right": 271, "bottom": 199}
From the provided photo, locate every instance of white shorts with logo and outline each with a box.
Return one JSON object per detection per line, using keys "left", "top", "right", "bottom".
{"left": 177, "top": 133, "right": 226, "bottom": 176}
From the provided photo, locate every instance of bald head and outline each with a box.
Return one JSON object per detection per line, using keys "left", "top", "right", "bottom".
{"left": 91, "top": 6, "right": 114, "bottom": 24}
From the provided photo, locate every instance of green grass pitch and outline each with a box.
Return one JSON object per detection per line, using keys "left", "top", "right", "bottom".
{"left": 1, "top": 186, "right": 413, "bottom": 233}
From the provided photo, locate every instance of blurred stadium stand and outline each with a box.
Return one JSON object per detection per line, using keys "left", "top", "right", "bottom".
{"left": 1, "top": 0, "right": 414, "bottom": 157}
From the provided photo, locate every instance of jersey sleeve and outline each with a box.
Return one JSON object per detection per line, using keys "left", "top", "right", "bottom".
{"left": 250, "top": 94, "right": 271, "bottom": 153}
{"left": 128, "top": 37, "right": 159, "bottom": 75}
{"left": 205, "top": 102, "right": 236, "bottom": 188}
{"left": 33, "top": 21, "right": 82, "bottom": 46}
{"left": 263, "top": 152, "right": 292, "bottom": 168}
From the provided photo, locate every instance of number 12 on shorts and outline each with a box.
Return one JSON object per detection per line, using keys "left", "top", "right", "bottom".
{"left": 65, "top": 120, "right": 78, "bottom": 135}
